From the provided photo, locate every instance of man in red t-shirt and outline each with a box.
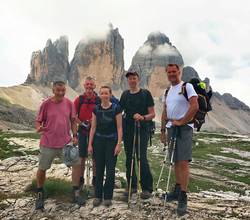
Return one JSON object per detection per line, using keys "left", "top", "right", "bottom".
{"left": 74, "top": 76, "right": 99, "bottom": 188}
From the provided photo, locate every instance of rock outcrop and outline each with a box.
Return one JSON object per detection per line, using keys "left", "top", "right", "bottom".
{"left": 182, "top": 66, "right": 200, "bottom": 82}
{"left": 68, "top": 24, "right": 124, "bottom": 92}
{"left": 0, "top": 156, "right": 249, "bottom": 220}
{"left": 25, "top": 36, "right": 69, "bottom": 85}
{"left": 0, "top": 97, "right": 35, "bottom": 130}
{"left": 215, "top": 92, "right": 250, "bottom": 111}
{"left": 122, "top": 32, "right": 184, "bottom": 97}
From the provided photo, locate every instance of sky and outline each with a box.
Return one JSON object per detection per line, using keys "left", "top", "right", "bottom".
{"left": 0, "top": 0, "right": 250, "bottom": 106}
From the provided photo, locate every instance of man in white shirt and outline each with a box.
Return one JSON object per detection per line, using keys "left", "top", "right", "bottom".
{"left": 160, "top": 64, "right": 198, "bottom": 216}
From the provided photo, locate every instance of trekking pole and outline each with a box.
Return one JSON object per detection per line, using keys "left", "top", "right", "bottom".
{"left": 86, "top": 157, "right": 90, "bottom": 186}
{"left": 164, "top": 126, "right": 178, "bottom": 207}
{"left": 137, "top": 121, "right": 142, "bottom": 209}
{"left": 128, "top": 121, "right": 137, "bottom": 207}
{"left": 152, "top": 143, "right": 168, "bottom": 202}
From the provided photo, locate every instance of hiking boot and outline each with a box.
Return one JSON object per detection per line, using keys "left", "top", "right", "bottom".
{"left": 92, "top": 176, "right": 96, "bottom": 187}
{"left": 93, "top": 198, "right": 102, "bottom": 207}
{"left": 123, "top": 188, "right": 137, "bottom": 197}
{"left": 79, "top": 176, "right": 85, "bottom": 191}
{"left": 72, "top": 188, "right": 86, "bottom": 206}
{"left": 140, "top": 190, "right": 152, "bottom": 199}
{"left": 103, "top": 199, "right": 112, "bottom": 207}
{"left": 163, "top": 184, "right": 181, "bottom": 202}
{"left": 35, "top": 190, "right": 44, "bottom": 210}
{"left": 177, "top": 191, "right": 188, "bottom": 216}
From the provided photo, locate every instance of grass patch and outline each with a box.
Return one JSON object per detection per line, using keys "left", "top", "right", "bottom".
{"left": 27, "top": 178, "right": 73, "bottom": 201}
{"left": 188, "top": 177, "right": 231, "bottom": 193}
{"left": 0, "top": 131, "right": 40, "bottom": 159}
{"left": 0, "top": 97, "right": 11, "bottom": 106}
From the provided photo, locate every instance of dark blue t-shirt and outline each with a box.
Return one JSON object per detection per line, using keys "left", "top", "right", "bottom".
{"left": 93, "top": 103, "right": 122, "bottom": 136}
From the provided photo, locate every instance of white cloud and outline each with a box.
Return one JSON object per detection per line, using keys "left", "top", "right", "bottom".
{"left": 0, "top": 0, "right": 250, "bottom": 106}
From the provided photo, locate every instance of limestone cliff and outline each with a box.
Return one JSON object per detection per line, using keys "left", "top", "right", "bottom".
{"left": 68, "top": 25, "right": 124, "bottom": 92}
{"left": 25, "top": 36, "right": 69, "bottom": 85}
{"left": 122, "top": 32, "right": 184, "bottom": 97}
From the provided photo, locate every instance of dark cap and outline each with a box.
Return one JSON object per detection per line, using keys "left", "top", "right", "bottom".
{"left": 125, "top": 71, "right": 139, "bottom": 78}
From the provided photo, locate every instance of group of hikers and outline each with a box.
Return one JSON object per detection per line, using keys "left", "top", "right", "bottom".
{"left": 34, "top": 63, "right": 206, "bottom": 216}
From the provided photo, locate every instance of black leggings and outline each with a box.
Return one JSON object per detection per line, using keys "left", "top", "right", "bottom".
{"left": 93, "top": 136, "right": 117, "bottom": 200}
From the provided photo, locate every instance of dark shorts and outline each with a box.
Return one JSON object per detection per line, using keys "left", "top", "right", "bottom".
{"left": 78, "top": 132, "right": 88, "bottom": 158}
{"left": 167, "top": 125, "right": 193, "bottom": 162}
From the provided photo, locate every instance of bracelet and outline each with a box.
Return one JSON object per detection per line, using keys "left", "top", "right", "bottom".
{"left": 143, "top": 116, "right": 146, "bottom": 121}
{"left": 73, "top": 133, "right": 78, "bottom": 138}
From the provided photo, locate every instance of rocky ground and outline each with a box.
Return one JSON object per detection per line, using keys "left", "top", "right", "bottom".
{"left": 0, "top": 131, "right": 250, "bottom": 219}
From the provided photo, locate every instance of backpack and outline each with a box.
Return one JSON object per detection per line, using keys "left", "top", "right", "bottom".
{"left": 165, "top": 79, "right": 212, "bottom": 131}
{"left": 77, "top": 93, "right": 119, "bottom": 116}
{"left": 77, "top": 93, "right": 100, "bottom": 117}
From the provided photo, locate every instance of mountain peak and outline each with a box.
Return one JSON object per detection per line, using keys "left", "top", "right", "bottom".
{"left": 145, "top": 32, "right": 170, "bottom": 46}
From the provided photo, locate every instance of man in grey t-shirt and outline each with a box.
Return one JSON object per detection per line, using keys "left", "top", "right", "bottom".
{"left": 160, "top": 64, "right": 198, "bottom": 216}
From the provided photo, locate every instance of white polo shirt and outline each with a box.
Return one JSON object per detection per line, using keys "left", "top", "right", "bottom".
{"left": 165, "top": 81, "right": 197, "bottom": 128}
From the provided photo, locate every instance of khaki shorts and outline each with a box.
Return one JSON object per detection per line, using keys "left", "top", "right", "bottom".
{"left": 38, "top": 146, "right": 80, "bottom": 171}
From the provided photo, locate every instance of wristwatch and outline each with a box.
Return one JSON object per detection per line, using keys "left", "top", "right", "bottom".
{"left": 73, "top": 133, "right": 78, "bottom": 138}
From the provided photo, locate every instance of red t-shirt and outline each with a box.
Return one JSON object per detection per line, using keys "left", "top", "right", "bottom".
{"left": 36, "top": 97, "right": 76, "bottom": 148}
{"left": 74, "top": 93, "right": 98, "bottom": 122}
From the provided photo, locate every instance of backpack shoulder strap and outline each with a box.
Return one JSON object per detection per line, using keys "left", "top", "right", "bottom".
{"left": 164, "top": 89, "right": 169, "bottom": 99}
{"left": 78, "top": 95, "right": 84, "bottom": 116}
{"left": 180, "top": 82, "right": 189, "bottom": 101}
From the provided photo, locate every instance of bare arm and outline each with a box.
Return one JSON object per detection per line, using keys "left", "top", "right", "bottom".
{"left": 161, "top": 103, "right": 168, "bottom": 131}
{"left": 35, "top": 121, "right": 43, "bottom": 132}
{"left": 173, "top": 96, "right": 199, "bottom": 126}
{"left": 71, "top": 118, "right": 78, "bottom": 136}
{"left": 116, "top": 113, "right": 123, "bottom": 144}
{"left": 114, "top": 113, "right": 123, "bottom": 155}
{"left": 143, "top": 106, "right": 156, "bottom": 121}
{"left": 88, "top": 113, "right": 97, "bottom": 147}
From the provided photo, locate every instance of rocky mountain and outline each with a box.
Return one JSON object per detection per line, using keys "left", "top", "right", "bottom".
{"left": 121, "top": 32, "right": 184, "bottom": 97}
{"left": 68, "top": 24, "right": 125, "bottom": 92}
{"left": 25, "top": 36, "right": 69, "bottom": 85}
{"left": 125, "top": 32, "right": 250, "bottom": 134}
{"left": 0, "top": 27, "right": 250, "bottom": 133}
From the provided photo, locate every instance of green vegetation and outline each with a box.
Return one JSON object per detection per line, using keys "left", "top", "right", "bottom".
{"left": 28, "top": 178, "right": 72, "bottom": 200}
{"left": 0, "top": 131, "right": 39, "bottom": 159}
{"left": 0, "top": 97, "right": 11, "bottom": 106}
{"left": 0, "top": 130, "right": 249, "bottom": 198}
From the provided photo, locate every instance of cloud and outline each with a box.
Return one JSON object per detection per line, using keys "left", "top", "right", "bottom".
{"left": 154, "top": 43, "right": 180, "bottom": 57}
{"left": 0, "top": 0, "right": 250, "bottom": 106}
{"left": 137, "top": 44, "right": 152, "bottom": 55}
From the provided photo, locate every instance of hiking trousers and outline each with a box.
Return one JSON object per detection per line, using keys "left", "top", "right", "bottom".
{"left": 123, "top": 124, "right": 153, "bottom": 192}
{"left": 93, "top": 136, "right": 117, "bottom": 200}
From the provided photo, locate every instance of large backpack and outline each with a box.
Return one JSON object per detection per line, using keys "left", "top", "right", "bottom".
{"left": 165, "top": 79, "right": 212, "bottom": 131}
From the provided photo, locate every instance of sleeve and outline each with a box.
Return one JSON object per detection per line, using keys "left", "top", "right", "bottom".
{"left": 36, "top": 101, "right": 46, "bottom": 123}
{"left": 70, "top": 100, "right": 76, "bottom": 120}
{"left": 73, "top": 97, "right": 79, "bottom": 116}
{"left": 186, "top": 83, "right": 198, "bottom": 99}
{"left": 146, "top": 90, "right": 154, "bottom": 107}
{"left": 115, "top": 105, "right": 123, "bottom": 115}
